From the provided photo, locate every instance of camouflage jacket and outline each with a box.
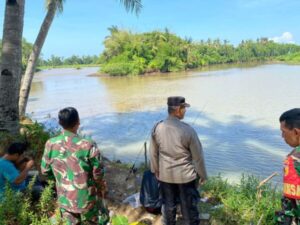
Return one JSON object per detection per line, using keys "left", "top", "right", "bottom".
{"left": 41, "top": 130, "right": 105, "bottom": 213}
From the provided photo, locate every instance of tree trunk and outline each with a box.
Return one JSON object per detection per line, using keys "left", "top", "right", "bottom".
{"left": 0, "top": 0, "right": 25, "bottom": 135}
{"left": 19, "top": 1, "right": 57, "bottom": 117}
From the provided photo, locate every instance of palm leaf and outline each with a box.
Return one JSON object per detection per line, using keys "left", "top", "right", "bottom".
{"left": 45, "top": 0, "right": 65, "bottom": 13}
{"left": 119, "top": 0, "right": 142, "bottom": 15}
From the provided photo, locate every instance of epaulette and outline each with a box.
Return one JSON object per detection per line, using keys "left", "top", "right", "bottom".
{"left": 152, "top": 120, "right": 163, "bottom": 135}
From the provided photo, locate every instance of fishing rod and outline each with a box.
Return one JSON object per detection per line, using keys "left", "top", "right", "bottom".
{"left": 125, "top": 107, "right": 166, "bottom": 181}
{"left": 190, "top": 101, "right": 208, "bottom": 127}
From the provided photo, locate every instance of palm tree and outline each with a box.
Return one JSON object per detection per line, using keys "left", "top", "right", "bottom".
{"left": 19, "top": 0, "right": 142, "bottom": 117}
{"left": 19, "top": 0, "right": 65, "bottom": 117}
{"left": 0, "top": 0, "right": 25, "bottom": 134}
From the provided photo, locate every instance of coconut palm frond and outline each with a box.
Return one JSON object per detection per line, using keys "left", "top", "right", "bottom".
{"left": 56, "top": 0, "right": 65, "bottom": 13}
{"left": 45, "top": 0, "right": 65, "bottom": 14}
{"left": 119, "top": 0, "right": 142, "bottom": 15}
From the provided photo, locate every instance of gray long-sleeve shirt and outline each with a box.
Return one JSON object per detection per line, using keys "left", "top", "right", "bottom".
{"left": 150, "top": 115, "right": 207, "bottom": 184}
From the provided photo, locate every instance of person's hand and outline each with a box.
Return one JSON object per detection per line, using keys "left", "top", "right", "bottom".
{"left": 198, "top": 178, "right": 206, "bottom": 186}
{"left": 25, "top": 160, "right": 34, "bottom": 170}
{"left": 154, "top": 171, "right": 159, "bottom": 180}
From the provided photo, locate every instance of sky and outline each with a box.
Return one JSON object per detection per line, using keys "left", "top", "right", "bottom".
{"left": 1, "top": 0, "right": 300, "bottom": 59}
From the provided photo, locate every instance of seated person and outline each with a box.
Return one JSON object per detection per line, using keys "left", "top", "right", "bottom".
{"left": 0, "top": 142, "right": 34, "bottom": 197}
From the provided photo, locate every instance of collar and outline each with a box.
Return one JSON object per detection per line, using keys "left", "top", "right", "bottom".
{"left": 62, "top": 129, "right": 77, "bottom": 137}
{"left": 167, "top": 115, "right": 180, "bottom": 121}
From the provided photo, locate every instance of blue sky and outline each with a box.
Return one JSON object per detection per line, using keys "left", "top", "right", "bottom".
{"left": 1, "top": 0, "right": 300, "bottom": 59}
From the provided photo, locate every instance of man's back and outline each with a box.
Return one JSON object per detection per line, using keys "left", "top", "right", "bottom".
{"left": 41, "top": 130, "right": 104, "bottom": 213}
{"left": 151, "top": 115, "right": 206, "bottom": 184}
{"left": 149, "top": 96, "right": 207, "bottom": 225}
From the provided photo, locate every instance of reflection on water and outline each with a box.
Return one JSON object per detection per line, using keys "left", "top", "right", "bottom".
{"left": 31, "top": 81, "right": 44, "bottom": 93}
{"left": 28, "top": 64, "right": 300, "bottom": 183}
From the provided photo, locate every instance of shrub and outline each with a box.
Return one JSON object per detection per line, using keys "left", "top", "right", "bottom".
{"left": 21, "top": 121, "right": 59, "bottom": 168}
{"left": 101, "top": 62, "right": 134, "bottom": 76}
{"left": 0, "top": 181, "right": 61, "bottom": 225}
{"left": 201, "top": 174, "right": 281, "bottom": 225}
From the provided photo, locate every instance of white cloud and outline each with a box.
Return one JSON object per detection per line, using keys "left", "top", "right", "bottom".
{"left": 269, "top": 32, "right": 295, "bottom": 43}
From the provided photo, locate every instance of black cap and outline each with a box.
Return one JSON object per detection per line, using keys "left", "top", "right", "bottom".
{"left": 167, "top": 96, "right": 190, "bottom": 107}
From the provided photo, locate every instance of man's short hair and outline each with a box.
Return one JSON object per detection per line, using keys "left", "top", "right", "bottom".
{"left": 7, "top": 143, "right": 28, "bottom": 155}
{"left": 279, "top": 108, "right": 300, "bottom": 129}
{"left": 168, "top": 106, "right": 177, "bottom": 114}
{"left": 58, "top": 107, "right": 79, "bottom": 129}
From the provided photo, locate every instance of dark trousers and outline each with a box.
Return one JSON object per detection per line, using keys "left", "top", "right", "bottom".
{"left": 160, "top": 180, "right": 200, "bottom": 225}
{"left": 275, "top": 197, "right": 300, "bottom": 225}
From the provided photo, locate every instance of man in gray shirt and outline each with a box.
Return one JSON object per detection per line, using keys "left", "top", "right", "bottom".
{"left": 150, "top": 96, "right": 207, "bottom": 225}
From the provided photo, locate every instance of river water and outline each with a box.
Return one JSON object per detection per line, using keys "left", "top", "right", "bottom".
{"left": 28, "top": 64, "right": 300, "bottom": 183}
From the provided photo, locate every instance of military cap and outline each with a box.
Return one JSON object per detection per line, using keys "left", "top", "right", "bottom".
{"left": 167, "top": 96, "right": 190, "bottom": 107}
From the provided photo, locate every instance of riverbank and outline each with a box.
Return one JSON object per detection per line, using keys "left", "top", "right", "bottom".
{"left": 0, "top": 119, "right": 283, "bottom": 224}
{"left": 93, "top": 60, "right": 299, "bottom": 78}
{"left": 37, "top": 63, "right": 100, "bottom": 71}
{"left": 35, "top": 60, "right": 299, "bottom": 78}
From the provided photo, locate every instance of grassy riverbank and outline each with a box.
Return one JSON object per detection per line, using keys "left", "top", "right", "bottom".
{"left": 0, "top": 121, "right": 282, "bottom": 224}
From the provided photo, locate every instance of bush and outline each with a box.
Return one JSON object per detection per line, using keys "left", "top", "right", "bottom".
{"left": 201, "top": 174, "right": 281, "bottom": 225}
{"left": 101, "top": 62, "right": 134, "bottom": 76}
{"left": 21, "top": 122, "right": 59, "bottom": 168}
{"left": 0, "top": 181, "right": 62, "bottom": 225}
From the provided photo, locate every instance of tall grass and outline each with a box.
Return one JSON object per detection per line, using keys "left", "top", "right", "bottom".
{"left": 201, "top": 174, "right": 281, "bottom": 225}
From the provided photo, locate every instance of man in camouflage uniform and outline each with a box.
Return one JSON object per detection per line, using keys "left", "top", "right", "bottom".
{"left": 41, "top": 107, "right": 109, "bottom": 225}
{"left": 275, "top": 108, "right": 300, "bottom": 224}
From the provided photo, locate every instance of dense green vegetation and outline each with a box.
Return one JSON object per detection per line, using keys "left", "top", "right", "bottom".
{"left": 99, "top": 28, "right": 300, "bottom": 76}
{"left": 277, "top": 52, "right": 300, "bottom": 63}
{"left": 201, "top": 175, "right": 281, "bottom": 225}
{"left": 0, "top": 181, "right": 60, "bottom": 225}
{"left": 3, "top": 29, "right": 300, "bottom": 76}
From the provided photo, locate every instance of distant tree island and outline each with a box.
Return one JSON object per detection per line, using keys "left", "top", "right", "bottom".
{"left": 99, "top": 27, "right": 300, "bottom": 76}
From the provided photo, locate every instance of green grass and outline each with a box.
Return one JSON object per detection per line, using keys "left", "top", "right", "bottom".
{"left": 200, "top": 174, "right": 281, "bottom": 225}
{"left": 277, "top": 52, "right": 300, "bottom": 63}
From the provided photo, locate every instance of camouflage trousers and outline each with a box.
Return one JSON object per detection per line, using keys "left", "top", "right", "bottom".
{"left": 275, "top": 197, "right": 300, "bottom": 225}
{"left": 60, "top": 201, "right": 109, "bottom": 225}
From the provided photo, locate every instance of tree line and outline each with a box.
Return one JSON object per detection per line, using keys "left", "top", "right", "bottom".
{"left": 0, "top": 39, "right": 99, "bottom": 68}
{"left": 38, "top": 54, "right": 99, "bottom": 67}
{"left": 99, "top": 27, "right": 300, "bottom": 76}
